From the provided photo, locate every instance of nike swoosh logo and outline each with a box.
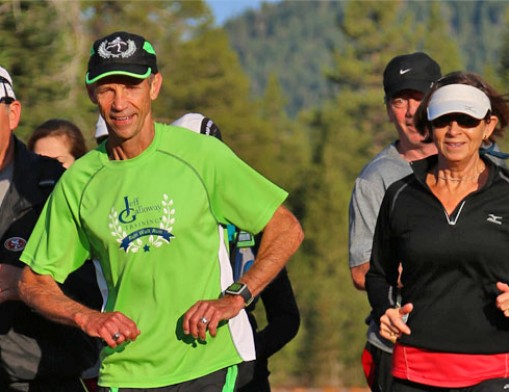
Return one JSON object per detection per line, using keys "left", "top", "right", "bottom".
{"left": 400, "top": 68, "right": 411, "bottom": 75}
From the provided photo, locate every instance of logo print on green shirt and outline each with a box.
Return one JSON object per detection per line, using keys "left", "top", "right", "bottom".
{"left": 109, "top": 194, "right": 175, "bottom": 253}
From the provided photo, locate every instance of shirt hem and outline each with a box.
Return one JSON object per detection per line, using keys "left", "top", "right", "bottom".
{"left": 98, "top": 359, "right": 243, "bottom": 389}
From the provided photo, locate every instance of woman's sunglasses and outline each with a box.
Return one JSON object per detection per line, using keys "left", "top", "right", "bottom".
{"left": 431, "top": 113, "right": 482, "bottom": 129}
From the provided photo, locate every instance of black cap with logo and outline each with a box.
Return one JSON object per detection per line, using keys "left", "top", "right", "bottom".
{"left": 383, "top": 52, "right": 441, "bottom": 100}
{"left": 86, "top": 31, "right": 158, "bottom": 85}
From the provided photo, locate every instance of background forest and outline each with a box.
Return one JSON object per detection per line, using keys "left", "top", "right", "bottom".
{"left": 3, "top": 0, "right": 509, "bottom": 388}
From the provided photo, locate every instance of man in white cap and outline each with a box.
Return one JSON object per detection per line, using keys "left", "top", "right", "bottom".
{"left": 171, "top": 113, "right": 223, "bottom": 139}
{"left": 18, "top": 31, "right": 303, "bottom": 392}
{"left": 348, "top": 52, "right": 441, "bottom": 392}
{"left": 95, "top": 114, "right": 109, "bottom": 144}
{"left": 0, "top": 66, "right": 98, "bottom": 391}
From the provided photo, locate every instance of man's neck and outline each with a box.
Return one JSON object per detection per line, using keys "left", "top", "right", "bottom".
{"left": 106, "top": 124, "right": 155, "bottom": 161}
{"left": 396, "top": 141, "right": 437, "bottom": 162}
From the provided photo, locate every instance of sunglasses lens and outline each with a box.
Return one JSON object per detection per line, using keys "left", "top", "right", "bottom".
{"left": 432, "top": 114, "right": 481, "bottom": 128}
{"left": 431, "top": 116, "right": 449, "bottom": 128}
{"left": 458, "top": 115, "right": 481, "bottom": 127}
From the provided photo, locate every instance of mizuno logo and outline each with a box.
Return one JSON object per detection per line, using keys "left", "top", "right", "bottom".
{"left": 487, "top": 214, "right": 503, "bottom": 225}
{"left": 399, "top": 68, "right": 411, "bottom": 75}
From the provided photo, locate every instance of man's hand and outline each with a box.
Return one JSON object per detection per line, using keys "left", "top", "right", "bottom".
{"left": 182, "top": 295, "right": 245, "bottom": 341}
{"left": 75, "top": 310, "right": 140, "bottom": 348}
{"left": 19, "top": 266, "right": 140, "bottom": 348}
{"left": 380, "top": 303, "right": 413, "bottom": 343}
{"left": 0, "top": 264, "right": 22, "bottom": 303}
{"left": 496, "top": 282, "right": 509, "bottom": 318}
{"left": 350, "top": 263, "right": 370, "bottom": 290}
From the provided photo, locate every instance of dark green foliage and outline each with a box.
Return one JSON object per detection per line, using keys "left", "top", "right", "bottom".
{"left": 0, "top": 1, "right": 85, "bottom": 141}
{"left": 225, "top": 0, "right": 345, "bottom": 116}
{"left": 3, "top": 0, "right": 509, "bottom": 389}
{"left": 225, "top": 0, "right": 508, "bottom": 117}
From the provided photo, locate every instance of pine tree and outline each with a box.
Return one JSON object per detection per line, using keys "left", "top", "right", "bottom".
{"left": 0, "top": 1, "right": 86, "bottom": 140}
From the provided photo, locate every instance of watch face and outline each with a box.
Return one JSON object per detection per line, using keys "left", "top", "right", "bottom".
{"left": 228, "top": 283, "right": 243, "bottom": 293}
{"left": 226, "top": 282, "right": 252, "bottom": 306}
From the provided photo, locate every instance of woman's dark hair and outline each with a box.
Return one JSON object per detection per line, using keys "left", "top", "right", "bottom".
{"left": 27, "top": 118, "right": 87, "bottom": 159}
{"left": 414, "top": 71, "right": 509, "bottom": 143}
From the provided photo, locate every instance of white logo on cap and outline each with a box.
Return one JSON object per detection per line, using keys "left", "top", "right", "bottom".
{"left": 399, "top": 68, "right": 411, "bottom": 75}
{"left": 98, "top": 37, "right": 137, "bottom": 59}
{"left": 463, "top": 105, "right": 476, "bottom": 113}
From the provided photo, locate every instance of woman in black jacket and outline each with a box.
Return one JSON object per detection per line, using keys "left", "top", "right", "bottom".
{"left": 366, "top": 72, "right": 509, "bottom": 391}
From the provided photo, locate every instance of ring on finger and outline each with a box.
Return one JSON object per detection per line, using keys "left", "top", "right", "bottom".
{"left": 200, "top": 317, "right": 208, "bottom": 324}
{"left": 112, "top": 332, "right": 121, "bottom": 341}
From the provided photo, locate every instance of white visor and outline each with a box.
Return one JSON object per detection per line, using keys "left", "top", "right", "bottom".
{"left": 427, "top": 84, "right": 491, "bottom": 121}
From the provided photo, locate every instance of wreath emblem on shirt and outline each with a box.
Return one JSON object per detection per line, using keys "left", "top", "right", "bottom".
{"left": 109, "top": 194, "right": 176, "bottom": 253}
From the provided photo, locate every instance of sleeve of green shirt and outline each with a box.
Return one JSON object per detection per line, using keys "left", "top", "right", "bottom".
{"left": 204, "top": 140, "right": 288, "bottom": 234}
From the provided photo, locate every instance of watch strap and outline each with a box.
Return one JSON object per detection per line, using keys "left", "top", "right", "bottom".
{"left": 225, "top": 282, "right": 253, "bottom": 306}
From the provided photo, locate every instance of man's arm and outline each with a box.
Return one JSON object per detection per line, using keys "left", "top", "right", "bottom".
{"left": 0, "top": 264, "right": 22, "bottom": 302}
{"left": 183, "top": 205, "right": 303, "bottom": 340}
{"left": 18, "top": 267, "right": 140, "bottom": 348}
{"left": 238, "top": 205, "right": 303, "bottom": 297}
{"left": 349, "top": 176, "right": 385, "bottom": 291}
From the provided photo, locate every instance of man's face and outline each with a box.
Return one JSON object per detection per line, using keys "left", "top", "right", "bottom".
{"left": 386, "top": 89, "right": 425, "bottom": 147}
{"left": 90, "top": 73, "right": 162, "bottom": 142}
{"left": 0, "top": 100, "right": 20, "bottom": 152}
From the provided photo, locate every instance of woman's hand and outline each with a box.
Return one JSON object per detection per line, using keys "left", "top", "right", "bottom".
{"left": 380, "top": 303, "right": 413, "bottom": 343}
{"left": 495, "top": 282, "right": 509, "bottom": 317}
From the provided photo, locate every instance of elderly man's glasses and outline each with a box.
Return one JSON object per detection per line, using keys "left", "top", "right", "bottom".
{"left": 390, "top": 98, "right": 411, "bottom": 108}
{"left": 390, "top": 93, "right": 424, "bottom": 109}
{"left": 431, "top": 114, "right": 483, "bottom": 129}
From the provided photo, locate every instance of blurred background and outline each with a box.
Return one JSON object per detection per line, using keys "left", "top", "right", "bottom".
{"left": 2, "top": 0, "right": 509, "bottom": 389}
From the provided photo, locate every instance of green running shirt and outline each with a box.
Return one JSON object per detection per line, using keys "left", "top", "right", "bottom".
{"left": 21, "top": 123, "right": 288, "bottom": 388}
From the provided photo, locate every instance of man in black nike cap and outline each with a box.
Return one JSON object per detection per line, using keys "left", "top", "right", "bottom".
{"left": 349, "top": 52, "right": 441, "bottom": 392}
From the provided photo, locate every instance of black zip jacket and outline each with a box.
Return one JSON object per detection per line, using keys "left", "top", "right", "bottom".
{"left": 366, "top": 155, "right": 509, "bottom": 354}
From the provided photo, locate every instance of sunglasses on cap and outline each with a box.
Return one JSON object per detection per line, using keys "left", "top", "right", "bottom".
{"left": 0, "top": 97, "right": 14, "bottom": 105}
{"left": 0, "top": 76, "right": 14, "bottom": 104}
{"left": 431, "top": 113, "right": 484, "bottom": 129}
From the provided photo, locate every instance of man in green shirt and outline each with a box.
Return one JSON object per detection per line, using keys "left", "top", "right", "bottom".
{"left": 18, "top": 31, "right": 304, "bottom": 392}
